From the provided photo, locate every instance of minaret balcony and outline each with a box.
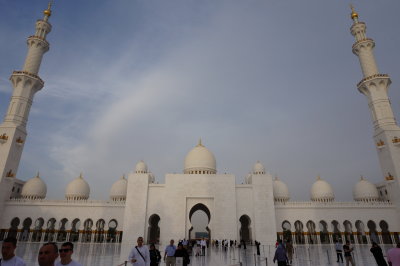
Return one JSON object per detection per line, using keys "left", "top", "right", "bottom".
{"left": 11, "top": 71, "right": 44, "bottom": 84}
{"left": 352, "top": 38, "right": 375, "bottom": 54}
{"left": 357, "top": 74, "right": 389, "bottom": 88}
{"left": 27, "top": 36, "right": 49, "bottom": 51}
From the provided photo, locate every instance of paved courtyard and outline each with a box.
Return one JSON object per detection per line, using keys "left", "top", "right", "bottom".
{"left": 9, "top": 242, "right": 396, "bottom": 265}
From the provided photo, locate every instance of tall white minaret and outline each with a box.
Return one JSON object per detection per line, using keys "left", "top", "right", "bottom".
{"left": 350, "top": 6, "right": 400, "bottom": 213}
{"left": 0, "top": 2, "right": 53, "bottom": 182}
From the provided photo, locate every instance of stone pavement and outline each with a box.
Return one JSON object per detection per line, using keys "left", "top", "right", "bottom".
{"left": 10, "top": 242, "right": 396, "bottom": 265}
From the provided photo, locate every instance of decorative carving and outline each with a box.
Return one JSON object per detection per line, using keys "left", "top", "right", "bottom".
{"left": 376, "top": 139, "right": 385, "bottom": 148}
{"left": 392, "top": 136, "right": 400, "bottom": 145}
{"left": 0, "top": 133, "right": 8, "bottom": 144}
{"left": 16, "top": 137, "right": 24, "bottom": 146}
{"left": 6, "top": 169, "right": 15, "bottom": 178}
{"left": 385, "top": 172, "right": 394, "bottom": 181}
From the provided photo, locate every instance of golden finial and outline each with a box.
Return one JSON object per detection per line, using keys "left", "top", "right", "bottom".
{"left": 36, "top": 172, "right": 40, "bottom": 178}
{"left": 350, "top": 4, "right": 359, "bottom": 20}
{"left": 317, "top": 175, "right": 321, "bottom": 180}
{"left": 79, "top": 172, "right": 83, "bottom": 179}
{"left": 360, "top": 175, "right": 365, "bottom": 181}
{"left": 43, "top": 0, "right": 53, "bottom": 17}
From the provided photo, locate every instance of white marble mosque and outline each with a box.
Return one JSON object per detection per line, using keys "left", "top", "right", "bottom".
{"left": 0, "top": 3, "right": 400, "bottom": 249}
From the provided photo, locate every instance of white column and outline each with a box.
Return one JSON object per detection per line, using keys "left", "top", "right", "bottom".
{"left": 353, "top": 234, "right": 358, "bottom": 244}
{"left": 40, "top": 231, "right": 45, "bottom": 242}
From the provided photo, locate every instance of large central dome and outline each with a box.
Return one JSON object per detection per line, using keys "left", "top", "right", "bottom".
{"left": 184, "top": 140, "right": 216, "bottom": 174}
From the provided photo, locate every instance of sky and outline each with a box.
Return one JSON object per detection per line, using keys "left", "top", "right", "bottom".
{"left": 0, "top": 0, "right": 400, "bottom": 201}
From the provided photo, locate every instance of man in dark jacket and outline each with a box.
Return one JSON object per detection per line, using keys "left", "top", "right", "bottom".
{"left": 273, "top": 240, "right": 288, "bottom": 266}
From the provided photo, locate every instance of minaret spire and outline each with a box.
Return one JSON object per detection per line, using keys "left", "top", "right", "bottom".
{"left": 350, "top": 4, "right": 359, "bottom": 23}
{"left": 43, "top": 1, "right": 53, "bottom": 21}
{"left": 0, "top": 3, "right": 54, "bottom": 181}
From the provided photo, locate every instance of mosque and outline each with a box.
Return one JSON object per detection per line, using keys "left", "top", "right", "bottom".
{"left": 0, "top": 3, "right": 399, "bottom": 247}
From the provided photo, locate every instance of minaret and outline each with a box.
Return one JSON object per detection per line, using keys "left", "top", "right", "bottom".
{"left": 0, "top": 2, "right": 53, "bottom": 181}
{"left": 350, "top": 6, "right": 400, "bottom": 211}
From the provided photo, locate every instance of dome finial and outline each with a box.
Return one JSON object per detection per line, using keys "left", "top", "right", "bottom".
{"left": 36, "top": 171, "right": 40, "bottom": 178}
{"left": 79, "top": 172, "right": 83, "bottom": 179}
{"left": 360, "top": 175, "right": 365, "bottom": 180}
{"left": 121, "top": 174, "right": 126, "bottom": 180}
{"left": 317, "top": 174, "right": 321, "bottom": 180}
{"left": 197, "top": 138, "right": 203, "bottom": 147}
{"left": 350, "top": 4, "right": 359, "bottom": 22}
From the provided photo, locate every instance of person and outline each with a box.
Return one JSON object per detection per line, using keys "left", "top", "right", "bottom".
{"left": 55, "top": 242, "right": 82, "bottom": 266}
{"left": 335, "top": 240, "right": 344, "bottom": 263}
{"left": 38, "top": 242, "right": 59, "bottom": 266}
{"left": 174, "top": 243, "right": 190, "bottom": 266}
{"left": 200, "top": 238, "right": 207, "bottom": 256}
{"left": 255, "top": 240, "right": 260, "bottom": 256}
{"left": 370, "top": 242, "right": 388, "bottom": 266}
{"left": 182, "top": 239, "right": 188, "bottom": 250}
{"left": 164, "top": 239, "right": 176, "bottom": 266}
{"left": 195, "top": 242, "right": 201, "bottom": 256}
{"left": 149, "top": 244, "right": 161, "bottom": 266}
{"left": 387, "top": 243, "right": 400, "bottom": 266}
{"left": 273, "top": 240, "right": 288, "bottom": 266}
{"left": 128, "top": 237, "right": 150, "bottom": 266}
{"left": 343, "top": 241, "right": 355, "bottom": 266}
{"left": 241, "top": 239, "right": 246, "bottom": 250}
{"left": 286, "top": 240, "right": 293, "bottom": 265}
{"left": 0, "top": 237, "right": 26, "bottom": 266}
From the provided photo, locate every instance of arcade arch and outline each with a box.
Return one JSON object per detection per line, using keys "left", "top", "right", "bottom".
{"left": 20, "top": 218, "right": 32, "bottom": 241}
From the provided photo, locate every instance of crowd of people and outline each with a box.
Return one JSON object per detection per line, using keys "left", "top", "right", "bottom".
{"left": 0, "top": 237, "right": 82, "bottom": 266}
{"left": 273, "top": 238, "right": 400, "bottom": 266}
{"left": 128, "top": 237, "right": 190, "bottom": 266}
{"left": 2, "top": 235, "right": 400, "bottom": 265}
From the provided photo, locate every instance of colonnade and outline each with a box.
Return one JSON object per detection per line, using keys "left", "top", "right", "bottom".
{"left": 0, "top": 229, "right": 122, "bottom": 243}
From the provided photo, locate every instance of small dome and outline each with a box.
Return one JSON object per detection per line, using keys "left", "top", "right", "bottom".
{"left": 353, "top": 176, "right": 379, "bottom": 202}
{"left": 184, "top": 139, "right": 216, "bottom": 174}
{"left": 135, "top": 160, "right": 148, "bottom": 174}
{"left": 310, "top": 176, "right": 334, "bottom": 202}
{"left": 65, "top": 174, "right": 90, "bottom": 200}
{"left": 110, "top": 175, "right": 127, "bottom": 201}
{"left": 252, "top": 161, "right": 265, "bottom": 174}
{"left": 273, "top": 177, "right": 290, "bottom": 202}
{"left": 21, "top": 173, "right": 47, "bottom": 200}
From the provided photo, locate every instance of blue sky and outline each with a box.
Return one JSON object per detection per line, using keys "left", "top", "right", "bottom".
{"left": 0, "top": 0, "right": 400, "bottom": 201}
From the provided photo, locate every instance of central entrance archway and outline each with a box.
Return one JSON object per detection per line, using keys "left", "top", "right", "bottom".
{"left": 239, "top": 215, "right": 252, "bottom": 243}
{"left": 188, "top": 203, "right": 211, "bottom": 240}
{"left": 147, "top": 214, "right": 160, "bottom": 244}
